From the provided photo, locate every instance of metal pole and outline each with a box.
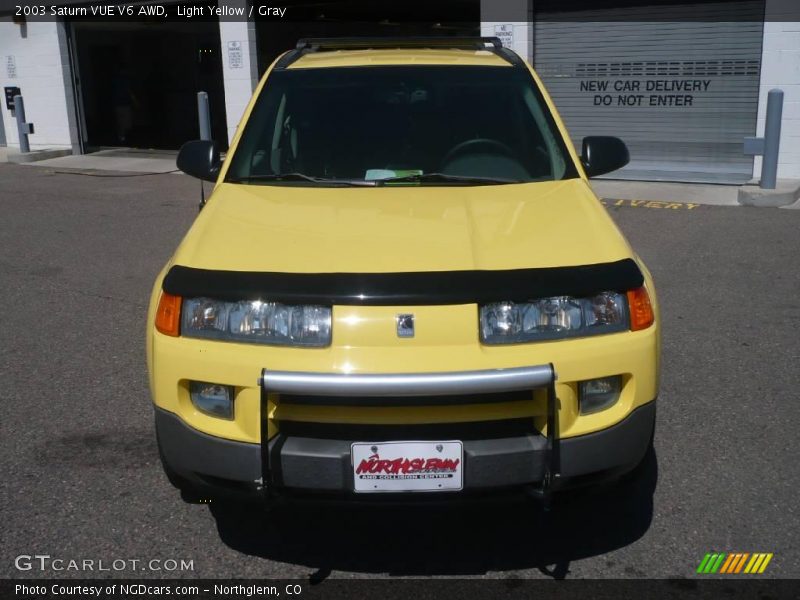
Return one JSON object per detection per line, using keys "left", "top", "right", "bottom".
{"left": 13, "top": 95, "right": 30, "bottom": 153}
{"left": 197, "top": 91, "right": 211, "bottom": 141}
{"left": 196, "top": 91, "right": 211, "bottom": 211}
{"left": 761, "top": 89, "right": 783, "bottom": 190}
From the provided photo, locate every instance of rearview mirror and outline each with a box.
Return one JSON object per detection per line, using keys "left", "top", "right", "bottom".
{"left": 177, "top": 140, "right": 220, "bottom": 182}
{"left": 581, "top": 136, "right": 629, "bottom": 178}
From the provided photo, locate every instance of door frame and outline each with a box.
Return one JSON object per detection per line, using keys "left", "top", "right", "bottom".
{"left": 60, "top": 19, "right": 88, "bottom": 154}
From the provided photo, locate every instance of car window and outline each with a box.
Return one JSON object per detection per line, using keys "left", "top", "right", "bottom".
{"left": 226, "top": 65, "right": 578, "bottom": 186}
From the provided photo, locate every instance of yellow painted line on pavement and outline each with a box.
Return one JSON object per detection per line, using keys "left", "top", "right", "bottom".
{"left": 601, "top": 198, "right": 702, "bottom": 210}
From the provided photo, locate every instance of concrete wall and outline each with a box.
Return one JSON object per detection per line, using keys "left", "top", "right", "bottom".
{"left": 753, "top": 0, "right": 800, "bottom": 179}
{"left": 0, "top": 18, "right": 74, "bottom": 151}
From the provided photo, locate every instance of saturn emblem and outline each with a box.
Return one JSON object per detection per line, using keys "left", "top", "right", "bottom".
{"left": 396, "top": 313, "right": 415, "bottom": 338}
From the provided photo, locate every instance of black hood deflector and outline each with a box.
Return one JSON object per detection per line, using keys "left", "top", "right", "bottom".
{"left": 162, "top": 259, "right": 643, "bottom": 305}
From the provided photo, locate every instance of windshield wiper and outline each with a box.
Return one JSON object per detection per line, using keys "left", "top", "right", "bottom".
{"left": 376, "top": 172, "right": 524, "bottom": 186}
{"left": 229, "top": 173, "right": 376, "bottom": 186}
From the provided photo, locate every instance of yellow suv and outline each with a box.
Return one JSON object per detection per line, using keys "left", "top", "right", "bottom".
{"left": 147, "top": 37, "right": 659, "bottom": 504}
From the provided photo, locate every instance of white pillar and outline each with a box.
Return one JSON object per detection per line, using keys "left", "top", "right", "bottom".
{"left": 218, "top": 1, "right": 259, "bottom": 145}
{"left": 753, "top": 0, "right": 800, "bottom": 180}
{"left": 0, "top": 18, "right": 74, "bottom": 152}
{"left": 480, "top": 0, "right": 533, "bottom": 63}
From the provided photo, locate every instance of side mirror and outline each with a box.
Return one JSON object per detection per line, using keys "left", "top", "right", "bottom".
{"left": 581, "top": 136, "right": 629, "bottom": 178}
{"left": 177, "top": 140, "right": 220, "bottom": 182}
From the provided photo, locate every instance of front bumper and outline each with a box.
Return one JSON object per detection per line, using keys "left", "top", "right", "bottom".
{"left": 155, "top": 398, "right": 655, "bottom": 500}
{"left": 149, "top": 301, "right": 660, "bottom": 446}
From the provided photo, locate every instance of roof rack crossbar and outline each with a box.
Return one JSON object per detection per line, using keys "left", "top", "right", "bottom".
{"left": 273, "top": 37, "right": 523, "bottom": 70}
{"left": 295, "top": 36, "right": 504, "bottom": 52}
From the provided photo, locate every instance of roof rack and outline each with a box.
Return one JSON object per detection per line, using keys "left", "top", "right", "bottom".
{"left": 274, "top": 36, "right": 524, "bottom": 70}
{"left": 296, "top": 36, "right": 503, "bottom": 51}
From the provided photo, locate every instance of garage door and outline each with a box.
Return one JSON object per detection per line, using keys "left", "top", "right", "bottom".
{"left": 534, "top": 1, "right": 765, "bottom": 183}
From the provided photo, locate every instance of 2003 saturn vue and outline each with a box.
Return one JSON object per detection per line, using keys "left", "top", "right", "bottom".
{"left": 147, "top": 37, "right": 660, "bottom": 504}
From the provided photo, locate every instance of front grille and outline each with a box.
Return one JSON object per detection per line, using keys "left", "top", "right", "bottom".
{"left": 276, "top": 418, "right": 539, "bottom": 441}
{"left": 278, "top": 390, "right": 533, "bottom": 407}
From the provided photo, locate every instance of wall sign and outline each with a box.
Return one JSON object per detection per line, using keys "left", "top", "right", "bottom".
{"left": 580, "top": 78, "right": 712, "bottom": 107}
{"left": 227, "top": 41, "right": 243, "bottom": 69}
{"left": 6, "top": 55, "right": 17, "bottom": 79}
{"left": 494, "top": 24, "right": 514, "bottom": 48}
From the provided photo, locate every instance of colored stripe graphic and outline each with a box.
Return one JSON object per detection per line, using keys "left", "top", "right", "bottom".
{"left": 725, "top": 554, "right": 740, "bottom": 573}
{"left": 746, "top": 554, "right": 761, "bottom": 573}
{"left": 710, "top": 554, "right": 726, "bottom": 573}
{"left": 711, "top": 552, "right": 725, "bottom": 573}
{"left": 752, "top": 554, "right": 766, "bottom": 573}
{"left": 734, "top": 553, "right": 750, "bottom": 573}
{"left": 702, "top": 552, "right": 774, "bottom": 574}
{"left": 758, "top": 554, "right": 773, "bottom": 573}
{"left": 719, "top": 554, "right": 736, "bottom": 574}
{"left": 744, "top": 554, "right": 759, "bottom": 574}
{"left": 697, "top": 553, "right": 713, "bottom": 574}
{"left": 702, "top": 554, "right": 719, "bottom": 574}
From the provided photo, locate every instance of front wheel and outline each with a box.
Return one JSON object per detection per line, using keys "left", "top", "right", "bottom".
{"left": 156, "top": 434, "right": 206, "bottom": 503}
{"left": 621, "top": 419, "right": 656, "bottom": 485}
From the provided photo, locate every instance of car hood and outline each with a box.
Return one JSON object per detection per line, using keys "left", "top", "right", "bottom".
{"left": 171, "top": 178, "right": 634, "bottom": 273}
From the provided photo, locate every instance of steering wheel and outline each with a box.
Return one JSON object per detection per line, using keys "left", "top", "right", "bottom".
{"left": 441, "top": 138, "right": 515, "bottom": 166}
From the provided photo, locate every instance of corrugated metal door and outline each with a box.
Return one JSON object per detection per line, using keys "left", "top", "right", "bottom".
{"left": 534, "top": 2, "right": 765, "bottom": 183}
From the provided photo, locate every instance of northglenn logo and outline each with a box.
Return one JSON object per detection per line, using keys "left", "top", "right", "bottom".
{"left": 356, "top": 456, "right": 460, "bottom": 476}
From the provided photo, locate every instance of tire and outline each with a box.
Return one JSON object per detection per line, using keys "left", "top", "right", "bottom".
{"left": 620, "top": 419, "right": 656, "bottom": 485}
{"left": 156, "top": 434, "right": 205, "bottom": 502}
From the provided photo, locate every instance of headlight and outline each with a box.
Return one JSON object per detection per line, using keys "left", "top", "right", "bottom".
{"left": 181, "top": 298, "right": 331, "bottom": 347}
{"left": 480, "top": 291, "right": 627, "bottom": 344}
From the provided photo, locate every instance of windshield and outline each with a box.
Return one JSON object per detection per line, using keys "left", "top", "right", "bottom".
{"left": 225, "top": 65, "right": 578, "bottom": 186}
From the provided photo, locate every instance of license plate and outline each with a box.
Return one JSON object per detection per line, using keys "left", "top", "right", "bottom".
{"left": 351, "top": 441, "right": 463, "bottom": 493}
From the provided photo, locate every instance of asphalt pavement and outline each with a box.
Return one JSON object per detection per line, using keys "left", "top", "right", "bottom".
{"left": 1, "top": 163, "right": 798, "bottom": 580}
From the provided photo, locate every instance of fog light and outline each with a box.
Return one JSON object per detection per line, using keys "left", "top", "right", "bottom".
{"left": 190, "top": 381, "right": 234, "bottom": 419}
{"left": 579, "top": 375, "right": 622, "bottom": 415}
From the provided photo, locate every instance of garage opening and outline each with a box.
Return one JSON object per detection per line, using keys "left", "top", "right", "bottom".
{"left": 69, "top": 17, "right": 227, "bottom": 152}
{"left": 254, "top": 1, "right": 480, "bottom": 75}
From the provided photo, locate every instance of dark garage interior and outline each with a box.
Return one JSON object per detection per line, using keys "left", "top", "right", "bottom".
{"left": 254, "top": 0, "right": 481, "bottom": 75}
{"left": 69, "top": 19, "right": 228, "bottom": 151}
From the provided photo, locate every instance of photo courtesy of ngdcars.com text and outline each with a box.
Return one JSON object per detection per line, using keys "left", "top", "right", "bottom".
{"left": 1, "top": 0, "right": 799, "bottom": 598}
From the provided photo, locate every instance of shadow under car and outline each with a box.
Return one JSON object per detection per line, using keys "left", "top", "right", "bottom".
{"left": 207, "top": 444, "right": 658, "bottom": 579}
